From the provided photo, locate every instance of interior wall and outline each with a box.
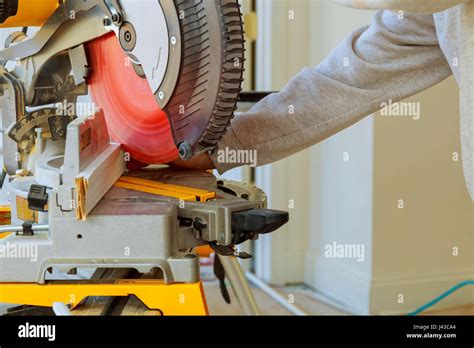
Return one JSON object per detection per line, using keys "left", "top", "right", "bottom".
{"left": 253, "top": 0, "right": 471, "bottom": 315}
{"left": 371, "top": 77, "right": 473, "bottom": 314}
{"left": 304, "top": 118, "right": 375, "bottom": 314}
{"left": 303, "top": 0, "right": 375, "bottom": 314}
{"left": 251, "top": 0, "right": 376, "bottom": 291}
{"left": 305, "top": 0, "right": 374, "bottom": 314}
{"left": 254, "top": 0, "right": 313, "bottom": 284}
{"left": 303, "top": 1, "right": 472, "bottom": 314}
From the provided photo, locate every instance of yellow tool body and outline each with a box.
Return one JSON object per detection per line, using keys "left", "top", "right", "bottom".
{"left": 0, "top": 0, "right": 59, "bottom": 28}
{"left": 0, "top": 280, "right": 209, "bottom": 315}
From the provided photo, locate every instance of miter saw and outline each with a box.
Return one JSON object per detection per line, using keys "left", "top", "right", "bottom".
{"left": 0, "top": 0, "right": 288, "bottom": 315}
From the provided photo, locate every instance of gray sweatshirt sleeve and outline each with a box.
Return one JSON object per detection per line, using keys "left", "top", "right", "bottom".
{"left": 211, "top": 10, "right": 453, "bottom": 173}
{"left": 332, "top": 0, "right": 468, "bottom": 14}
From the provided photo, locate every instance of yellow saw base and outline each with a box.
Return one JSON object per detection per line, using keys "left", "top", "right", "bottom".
{"left": 0, "top": 280, "right": 209, "bottom": 316}
{"left": 0, "top": 0, "right": 59, "bottom": 28}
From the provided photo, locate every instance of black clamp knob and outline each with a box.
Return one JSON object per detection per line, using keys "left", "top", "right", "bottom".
{"left": 27, "top": 184, "right": 48, "bottom": 212}
{"left": 15, "top": 221, "right": 33, "bottom": 236}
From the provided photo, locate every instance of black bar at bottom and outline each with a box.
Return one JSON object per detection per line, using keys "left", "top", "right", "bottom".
{"left": 0, "top": 315, "right": 473, "bottom": 346}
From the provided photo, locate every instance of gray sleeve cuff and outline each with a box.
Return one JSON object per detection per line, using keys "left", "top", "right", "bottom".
{"left": 210, "top": 126, "right": 246, "bottom": 174}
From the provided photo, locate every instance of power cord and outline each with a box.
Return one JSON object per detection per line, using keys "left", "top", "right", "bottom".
{"left": 407, "top": 280, "right": 474, "bottom": 316}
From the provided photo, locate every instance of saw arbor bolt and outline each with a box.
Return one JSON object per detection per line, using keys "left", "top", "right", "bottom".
{"left": 119, "top": 21, "right": 137, "bottom": 52}
{"left": 178, "top": 142, "right": 193, "bottom": 160}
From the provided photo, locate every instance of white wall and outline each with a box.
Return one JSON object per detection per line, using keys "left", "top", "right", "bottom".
{"left": 305, "top": 117, "right": 375, "bottom": 314}
{"left": 254, "top": 0, "right": 313, "bottom": 284}
{"left": 370, "top": 78, "right": 473, "bottom": 314}
{"left": 253, "top": 0, "right": 375, "bottom": 291}
{"left": 302, "top": 0, "right": 375, "bottom": 314}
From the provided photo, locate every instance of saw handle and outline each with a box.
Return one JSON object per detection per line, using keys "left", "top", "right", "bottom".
{"left": 231, "top": 209, "right": 290, "bottom": 245}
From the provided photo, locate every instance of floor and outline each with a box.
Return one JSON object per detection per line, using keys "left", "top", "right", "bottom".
{"left": 203, "top": 280, "right": 474, "bottom": 316}
{"left": 203, "top": 280, "right": 347, "bottom": 315}
{"left": 423, "top": 305, "right": 474, "bottom": 316}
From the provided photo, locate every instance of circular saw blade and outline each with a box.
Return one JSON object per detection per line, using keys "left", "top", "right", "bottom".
{"left": 86, "top": 33, "right": 179, "bottom": 164}
{"left": 87, "top": 0, "right": 245, "bottom": 163}
{"left": 165, "top": 0, "right": 245, "bottom": 157}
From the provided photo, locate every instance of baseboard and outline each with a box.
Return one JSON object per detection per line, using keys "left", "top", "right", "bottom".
{"left": 370, "top": 271, "right": 473, "bottom": 315}
{"left": 305, "top": 253, "right": 473, "bottom": 315}
{"left": 304, "top": 254, "right": 372, "bottom": 314}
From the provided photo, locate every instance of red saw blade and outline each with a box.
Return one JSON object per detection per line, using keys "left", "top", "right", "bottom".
{"left": 86, "top": 33, "right": 178, "bottom": 164}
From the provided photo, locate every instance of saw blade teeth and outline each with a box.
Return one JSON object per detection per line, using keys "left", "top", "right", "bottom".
{"left": 162, "top": 0, "right": 245, "bottom": 156}
{"left": 197, "top": 0, "right": 245, "bottom": 150}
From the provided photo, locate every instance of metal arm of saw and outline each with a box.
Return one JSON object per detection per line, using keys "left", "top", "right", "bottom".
{"left": 0, "top": 0, "right": 179, "bottom": 108}
{"left": 65, "top": 0, "right": 125, "bottom": 26}
{"left": 0, "top": 0, "right": 121, "bottom": 62}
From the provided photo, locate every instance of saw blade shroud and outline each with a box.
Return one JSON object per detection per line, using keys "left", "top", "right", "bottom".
{"left": 87, "top": 0, "right": 245, "bottom": 163}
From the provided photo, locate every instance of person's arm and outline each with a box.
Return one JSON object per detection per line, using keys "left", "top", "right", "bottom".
{"left": 333, "top": 0, "right": 467, "bottom": 14}
{"left": 202, "top": 10, "right": 452, "bottom": 173}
